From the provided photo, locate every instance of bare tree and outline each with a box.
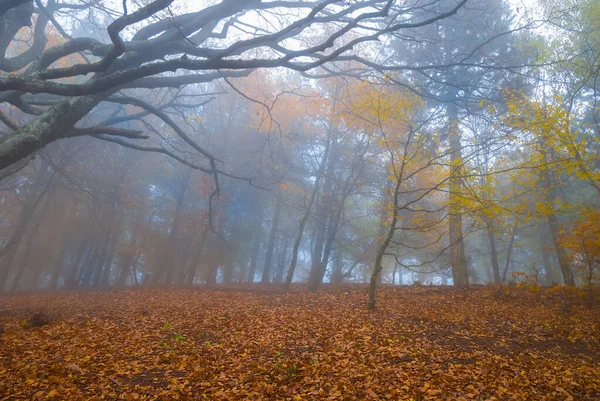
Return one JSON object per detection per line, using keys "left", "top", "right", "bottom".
{"left": 0, "top": 0, "right": 467, "bottom": 182}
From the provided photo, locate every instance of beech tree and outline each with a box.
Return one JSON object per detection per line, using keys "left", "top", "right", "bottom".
{"left": 0, "top": 0, "right": 469, "bottom": 183}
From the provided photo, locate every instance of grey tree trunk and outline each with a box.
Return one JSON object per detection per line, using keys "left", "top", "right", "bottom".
{"left": 539, "top": 222, "right": 559, "bottom": 285}
{"left": 368, "top": 172, "right": 402, "bottom": 309}
{"left": 49, "top": 234, "right": 69, "bottom": 290}
{"left": 307, "top": 140, "right": 338, "bottom": 291}
{"left": 485, "top": 218, "right": 501, "bottom": 284}
{"left": 262, "top": 188, "right": 282, "bottom": 283}
{"left": 152, "top": 170, "right": 190, "bottom": 285}
{"left": 284, "top": 139, "right": 331, "bottom": 289}
{"left": 274, "top": 235, "right": 290, "bottom": 283}
{"left": 117, "top": 210, "right": 144, "bottom": 287}
{"left": 0, "top": 163, "right": 54, "bottom": 289}
{"left": 501, "top": 225, "right": 518, "bottom": 284}
{"left": 247, "top": 205, "right": 264, "bottom": 283}
{"left": 447, "top": 100, "right": 469, "bottom": 286}
{"left": 185, "top": 227, "right": 209, "bottom": 286}
{"left": 539, "top": 140, "right": 575, "bottom": 286}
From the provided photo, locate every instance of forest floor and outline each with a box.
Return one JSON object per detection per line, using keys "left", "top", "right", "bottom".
{"left": 0, "top": 285, "right": 599, "bottom": 400}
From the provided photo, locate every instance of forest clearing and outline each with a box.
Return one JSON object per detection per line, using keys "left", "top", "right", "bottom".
{"left": 0, "top": 286, "right": 599, "bottom": 400}
{"left": 3, "top": 0, "right": 600, "bottom": 399}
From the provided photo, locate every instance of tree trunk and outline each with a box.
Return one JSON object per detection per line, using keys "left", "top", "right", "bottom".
{"left": 65, "top": 238, "right": 88, "bottom": 290}
{"left": 539, "top": 222, "right": 559, "bottom": 285}
{"left": 262, "top": 188, "right": 283, "bottom": 283}
{"left": 206, "top": 264, "right": 218, "bottom": 286}
{"left": 447, "top": 100, "right": 469, "bottom": 286}
{"left": 185, "top": 227, "right": 209, "bottom": 286}
{"left": 30, "top": 228, "right": 56, "bottom": 289}
{"left": 0, "top": 163, "right": 54, "bottom": 289}
{"left": 247, "top": 205, "right": 264, "bottom": 283}
{"left": 307, "top": 140, "right": 338, "bottom": 291}
{"left": 91, "top": 202, "right": 118, "bottom": 288}
{"left": 368, "top": 172, "right": 402, "bottom": 309}
{"left": 485, "top": 218, "right": 501, "bottom": 284}
{"left": 547, "top": 212, "right": 574, "bottom": 286}
{"left": 539, "top": 138, "right": 575, "bottom": 286}
{"left": 331, "top": 248, "right": 344, "bottom": 285}
{"left": 9, "top": 190, "right": 54, "bottom": 291}
{"left": 152, "top": 170, "right": 189, "bottom": 285}
{"left": 501, "top": 225, "right": 518, "bottom": 284}
{"left": 274, "top": 235, "right": 290, "bottom": 283}
{"left": 48, "top": 234, "right": 68, "bottom": 290}
{"left": 285, "top": 139, "right": 331, "bottom": 289}
{"left": 116, "top": 209, "right": 143, "bottom": 287}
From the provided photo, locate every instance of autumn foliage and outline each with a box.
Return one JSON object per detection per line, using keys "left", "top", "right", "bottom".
{"left": 1, "top": 286, "right": 599, "bottom": 400}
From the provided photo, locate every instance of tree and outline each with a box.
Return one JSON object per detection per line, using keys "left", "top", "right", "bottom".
{"left": 561, "top": 207, "right": 600, "bottom": 291}
{"left": 0, "top": 0, "right": 468, "bottom": 183}
{"left": 380, "top": 0, "right": 528, "bottom": 285}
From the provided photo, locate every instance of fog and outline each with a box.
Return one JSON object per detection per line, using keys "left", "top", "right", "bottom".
{"left": 0, "top": 0, "right": 598, "bottom": 299}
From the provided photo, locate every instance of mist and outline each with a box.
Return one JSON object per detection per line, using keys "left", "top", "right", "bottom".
{"left": 0, "top": 0, "right": 599, "bottom": 399}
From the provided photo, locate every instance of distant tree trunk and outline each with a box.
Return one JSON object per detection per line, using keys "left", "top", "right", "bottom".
{"left": 447, "top": 100, "right": 469, "bottom": 286}
{"left": 393, "top": 245, "right": 403, "bottom": 285}
{"left": 501, "top": 225, "right": 518, "bottom": 284}
{"left": 262, "top": 188, "right": 282, "bottom": 283}
{"left": 78, "top": 235, "right": 100, "bottom": 287}
{"left": 285, "top": 139, "right": 331, "bottom": 289}
{"left": 30, "top": 229, "right": 56, "bottom": 289}
{"left": 274, "top": 235, "right": 290, "bottom": 283}
{"left": 247, "top": 205, "right": 264, "bottom": 283}
{"left": 309, "top": 188, "right": 347, "bottom": 291}
{"left": 65, "top": 238, "right": 88, "bottom": 290}
{"left": 539, "top": 222, "right": 559, "bottom": 285}
{"left": 117, "top": 210, "right": 143, "bottom": 287}
{"left": 368, "top": 170, "right": 402, "bottom": 309}
{"left": 8, "top": 193, "right": 52, "bottom": 291}
{"left": 539, "top": 140, "right": 575, "bottom": 286}
{"left": 185, "top": 227, "right": 209, "bottom": 286}
{"left": 91, "top": 198, "right": 118, "bottom": 288}
{"left": 152, "top": 170, "right": 189, "bottom": 285}
{"left": 547, "top": 212, "right": 574, "bottom": 285}
{"left": 9, "top": 236, "right": 33, "bottom": 292}
{"left": 206, "top": 265, "right": 218, "bottom": 286}
{"left": 49, "top": 234, "right": 68, "bottom": 290}
{"left": 99, "top": 213, "right": 122, "bottom": 287}
{"left": 9, "top": 229, "right": 37, "bottom": 291}
{"left": 485, "top": 218, "right": 501, "bottom": 284}
{"left": 0, "top": 164, "right": 54, "bottom": 289}
{"left": 331, "top": 248, "right": 344, "bottom": 285}
{"left": 308, "top": 140, "right": 338, "bottom": 291}
{"left": 374, "top": 176, "right": 392, "bottom": 286}
{"left": 222, "top": 249, "right": 235, "bottom": 284}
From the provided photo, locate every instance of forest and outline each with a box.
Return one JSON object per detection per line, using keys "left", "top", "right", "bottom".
{"left": 0, "top": 0, "right": 599, "bottom": 399}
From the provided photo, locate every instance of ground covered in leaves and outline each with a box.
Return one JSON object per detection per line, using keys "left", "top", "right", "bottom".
{"left": 0, "top": 286, "right": 599, "bottom": 400}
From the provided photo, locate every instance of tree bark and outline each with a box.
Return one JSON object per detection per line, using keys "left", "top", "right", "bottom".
{"left": 368, "top": 172, "right": 402, "bottom": 309}
{"left": 485, "top": 218, "right": 501, "bottom": 284}
{"left": 48, "top": 234, "right": 68, "bottom": 290}
{"left": 539, "top": 138, "right": 575, "bottom": 286}
{"left": 262, "top": 188, "right": 282, "bottom": 283}
{"left": 185, "top": 227, "right": 209, "bottom": 286}
{"left": 539, "top": 222, "right": 559, "bottom": 285}
{"left": 247, "top": 205, "right": 264, "bottom": 283}
{"left": 447, "top": 100, "right": 469, "bottom": 286}
{"left": 284, "top": 139, "right": 331, "bottom": 289}
{"left": 151, "top": 169, "right": 189, "bottom": 284}
{"left": 307, "top": 141, "right": 336, "bottom": 291}
{"left": 501, "top": 225, "right": 518, "bottom": 284}
{"left": 116, "top": 209, "right": 144, "bottom": 287}
{"left": 274, "top": 235, "right": 290, "bottom": 283}
{"left": 0, "top": 162, "right": 54, "bottom": 289}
